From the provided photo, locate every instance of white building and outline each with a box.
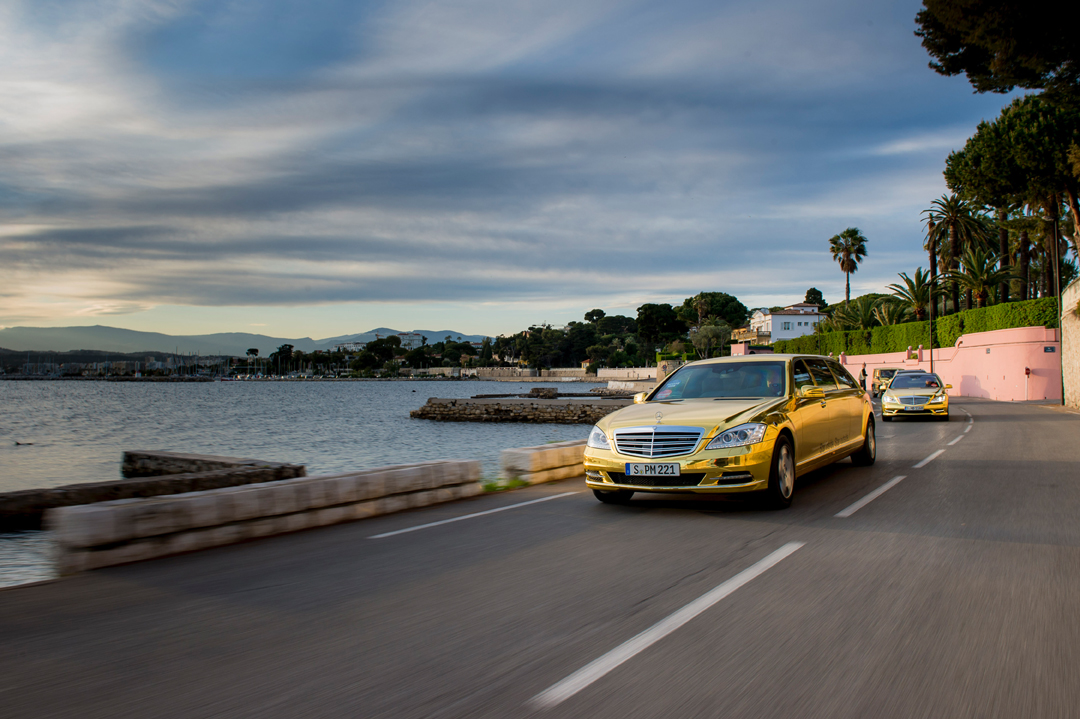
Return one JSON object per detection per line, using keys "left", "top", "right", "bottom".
{"left": 397, "top": 333, "right": 425, "bottom": 350}
{"left": 742, "top": 303, "right": 823, "bottom": 345}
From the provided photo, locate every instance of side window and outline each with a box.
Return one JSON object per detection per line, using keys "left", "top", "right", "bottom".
{"left": 793, "top": 360, "right": 815, "bottom": 392}
{"left": 827, "top": 361, "right": 859, "bottom": 390}
{"left": 803, "top": 358, "right": 837, "bottom": 391}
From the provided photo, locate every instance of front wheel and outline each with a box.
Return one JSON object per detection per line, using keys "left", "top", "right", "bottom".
{"left": 765, "top": 435, "right": 795, "bottom": 509}
{"left": 593, "top": 489, "right": 633, "bottom": 504}
{"left": 851, "top": 416, "right": 876, "bottom": 466}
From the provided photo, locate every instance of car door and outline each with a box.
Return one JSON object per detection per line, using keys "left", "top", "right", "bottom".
{"left": 825, "top": 359, "right": 865, "bottom": 446}
{"left": 802, "top": 358, "right": 845, "bottom": 459}
{"left": 790, "top": 359, "right": 832, "bottom": 467}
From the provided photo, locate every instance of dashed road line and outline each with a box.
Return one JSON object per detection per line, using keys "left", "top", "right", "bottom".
{"left": 835, "top": 476, "right": 907, "bottom": 518}
{"left": 964, "top": 424, "right": 972, "bottom": 433}
{"left": 948, "top": 435, "right": 964, "bottom": 446}
{"left": 913, "top": 449, "right": 946, "bottom": 468}
{"left": 528, "top": 542, "right": 806, "bottom": 710}
{"left": 368, "top": 492, "right": 581, "bottom": 539}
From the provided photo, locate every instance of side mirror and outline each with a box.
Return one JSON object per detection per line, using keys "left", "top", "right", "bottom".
{"left": 800, "top": 386, "right": 825, "bottom": 399}
{"left": 944, "top": 384, "right": 952, "bottom": 390}
{"left": 633, "top": 392, "right": 648, "bottom": 404}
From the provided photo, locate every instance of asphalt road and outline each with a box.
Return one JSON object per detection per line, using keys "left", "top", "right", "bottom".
{"left": 3, "top": 398, "right": 1080, "bottom": 718}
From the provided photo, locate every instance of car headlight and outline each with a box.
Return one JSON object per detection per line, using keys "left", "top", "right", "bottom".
{"left": 706, "top": 423, "right": 767, "bottom": 449}
{"left": 882, "top": 395, "right": 901, "bottom": 405}
{"left": 587, "top": 425, "right": 611, "bottom": 450}
{"left": 929, "top": 391, "right": 947, "bottom": 403}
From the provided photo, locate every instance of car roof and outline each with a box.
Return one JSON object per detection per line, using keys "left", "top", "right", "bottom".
{"left": 685, "top": 354, "right": 836, "bottom": 366}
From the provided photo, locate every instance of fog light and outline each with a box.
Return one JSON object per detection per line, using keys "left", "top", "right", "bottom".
{"left": 585, "top": 470, "right": 603, "bottom": 480}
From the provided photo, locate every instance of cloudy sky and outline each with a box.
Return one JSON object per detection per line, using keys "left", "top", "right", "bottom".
{"left": 0, "top": 0, "right": 1015, "bottom": 338}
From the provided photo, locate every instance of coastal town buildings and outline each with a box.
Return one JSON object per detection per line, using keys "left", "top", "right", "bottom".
{"left": 732, "top": 303, "right": 823, "bottom": 345}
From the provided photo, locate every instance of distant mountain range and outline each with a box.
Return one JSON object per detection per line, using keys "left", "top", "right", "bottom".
{"left": 0, "top": 325, "right": 492, "bottom": 356}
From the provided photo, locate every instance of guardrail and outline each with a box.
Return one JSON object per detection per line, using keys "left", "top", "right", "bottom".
{"left": 49, "top": 460, "right": 482, "bottom": 574}
{"left": 500, "top": 440, "right": 586, "bottom": 485}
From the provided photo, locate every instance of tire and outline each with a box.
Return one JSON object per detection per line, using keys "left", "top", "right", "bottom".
{"left": 593, "top": 489, "right": 633, "bottom": 504}
{"left": 881, "top": 414, "right": 892, "bottom": 422}
{"left": 938, "top": 413, "right": 950, "bottom": 422}
{"left": 851, "top": 416, "right": 876, "bottom": 466}
{"left": 765, "top": 434, "right": 795, "bottom": 509}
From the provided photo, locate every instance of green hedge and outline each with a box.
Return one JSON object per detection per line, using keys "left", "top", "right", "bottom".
{"left": 773, "top": 297, "right": 1058, "bottom": 355}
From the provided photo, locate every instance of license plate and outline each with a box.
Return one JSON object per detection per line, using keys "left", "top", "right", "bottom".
{"left": 905, "top": 405, "right": 921, "bottom": 411}
{"left": 624, "top": 463, "right": 680, "bottom": 477}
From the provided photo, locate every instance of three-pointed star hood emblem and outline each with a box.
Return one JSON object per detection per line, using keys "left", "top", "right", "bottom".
{"left": 654, "top": 411, "right": 663, "bottom": 423}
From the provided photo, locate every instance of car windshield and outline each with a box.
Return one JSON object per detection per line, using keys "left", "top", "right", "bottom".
{"left": 889, "top": 374, "right": 942, "bottom": 390}
{"left": 653, "top": 361, "right": 787, "bottom": 400}
{"left": 879, "top": 369, "right": 897, "bottom": 378}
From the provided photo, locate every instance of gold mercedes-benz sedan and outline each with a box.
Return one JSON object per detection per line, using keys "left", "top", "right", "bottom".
{"left": 880, "top": 372, "right": 950, "bottom": 421}
{"left": 584, "top": 355, "right": 875, "bottom": 508}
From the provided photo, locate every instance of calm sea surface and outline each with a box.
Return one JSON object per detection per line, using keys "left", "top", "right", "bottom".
{"left": 0, "top": 379, "right": 600, "bottom": 587}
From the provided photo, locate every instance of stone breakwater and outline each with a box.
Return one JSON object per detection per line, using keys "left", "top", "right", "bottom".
{"left": 0, "top": 452, "right": 305, "bottom": 530}
{"left": 410, "top": 397, "right": 631, "bottom": 424}
{"left": 122, "top": 451, "right": 293, "bottom": 478}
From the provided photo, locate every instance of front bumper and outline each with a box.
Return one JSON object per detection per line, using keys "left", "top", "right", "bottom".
{"left": 881, "top": 400, "right": 948, "bottom": 417}
{"left": 583, "top": 441, "right": 773, "bottom": 494}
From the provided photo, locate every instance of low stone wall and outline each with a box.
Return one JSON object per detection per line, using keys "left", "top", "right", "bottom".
{"left": 122, "top": 451, "right": 293, "bottom": 478}
{"left": 410, "top": 397, "right": 630, "bottom": 423}
{"left": 48, "top": 459, "right": 482, "bottom": 574}
{"left": 475, "top": 368, "right": 538, "bottom": 378}
{"left": 597, "top": 367, "right": 657, "bottom": 380}
{"left": 501, "top": 440, "right": 586, "bottom": 485}
{"left": 0, "top": 462, "right": 306, "bottom": 531}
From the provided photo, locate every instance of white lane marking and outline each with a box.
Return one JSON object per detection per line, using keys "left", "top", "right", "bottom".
{"left": 948, "top": 435, "right": 964, "bottom": 446}
{"left": 968, "top": 417, "right": 974, "bottom": 424}
{"left": 368, "top": 492, "right": 580, "bottom": 539}
{"left": 964, "top": 424, "right": 972, "bottom": 434}
{"left": 528, "top": 542, "right": 805, "bottom": 710}
{"left": 835, "top": 476, "right": 907, "bottom": 518}
{"left": 913, "top": 449, "right": 946, "bottom": 468}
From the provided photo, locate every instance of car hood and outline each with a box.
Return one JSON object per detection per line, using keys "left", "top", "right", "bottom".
{"left": 598, "top": 397, "right": 783, "bottom": 434}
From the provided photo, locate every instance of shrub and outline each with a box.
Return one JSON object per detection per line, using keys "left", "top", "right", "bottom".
{"left": 773, "top": 298, "right": 1057, "bottom": 355}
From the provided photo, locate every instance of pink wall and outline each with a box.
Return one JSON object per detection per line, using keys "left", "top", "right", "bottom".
{"left": 839, "top": 326, "right": 1061, "bottom": 402}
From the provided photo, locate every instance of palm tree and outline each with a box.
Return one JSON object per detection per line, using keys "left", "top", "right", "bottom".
{"left": 873, "top": 300, "right": 912, "bottom": 326}
{"left": 828, "top": 227, "right": 868, "bottom": 304}
{"left": 831, "top": 295, "right": 880, "bottom": 330}
{"left": 923, "top": 195, "right": 987, "bottom": 313}
{"left": 943, "top": 247, "right": 1016, "bottom": 308}
{"left": 887, "top": 268, "right": 938, "bottom": 321}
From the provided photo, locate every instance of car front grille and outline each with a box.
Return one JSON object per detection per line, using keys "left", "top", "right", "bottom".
{"left": 899, "top": 396, "right": 929, "bottom": 406}
{"left": 612, "top": 426, "right": 705, "bottom": 458}
{"left": 607, "top": 472, "right": 706, "bottom": 488}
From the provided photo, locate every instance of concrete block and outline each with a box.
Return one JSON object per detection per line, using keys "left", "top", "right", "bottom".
{"left": 461, "top": 460, "right": 482, "bottom": 483}
{"left": 55, "top": 548, "right": 90, "bottom": 576}
{"left": 329, "top": 475, "right": 358, "bottom": 504}
{"left": 501, "top": 448, "right": 539, "bottom": 475}
{"left": 435, "top": 462, "right": 461, "bottom": 487}
{"left": 269, "top": 484, "right": 300, "bottom": 516}
{"left": 312, "top": 506, "right": 348, "bottom": 526}
{"left": 48, "top": 505, "right": 118, "bottom": 549}
{"left": 230, "top": 487, "right": 263, "bottom": 522}
{"left": 380, "top": 495, "right": 409, "bottom": 515}
{"left": 454, "top": 482, "right": 483, "bottom": 499}
{"left": 177, "top": 492, "right": 220, "bottom": 529}
{"left": 88, "top": 538, "right": 161, "bottom": 570}
{"left": 355, "top": 473, "right": 385, "bottom": 501}
{"left": 206, "top": 524, "right": 246, "bottom": 547}
{"left": 351, "top": 500, "right": 381, "bottom": 520}
{"left": 386, "top": 467, "right": 425, "bottom": 495}
{"left": 247, "top": 516, "right": 284, "bottom": 538}
{"left": 130, "top": 501, "right": 191, "bottom": 539}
